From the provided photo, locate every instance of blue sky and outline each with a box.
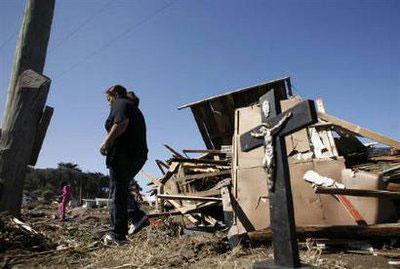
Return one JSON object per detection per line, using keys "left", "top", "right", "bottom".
{"left": 0, "top": 0, "right": 399, "bottom": 190}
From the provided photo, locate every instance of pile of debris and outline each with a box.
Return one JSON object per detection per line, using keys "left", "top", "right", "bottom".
{"left": 0, "top": 213, "right": 55, "bottom": 254}
{"left": 144, "top": 145, "right": 232, "bottom": 227}
{"left": 146, "top": 76, "right": 400, "bottom": 246}
{"left": 2, "top": 205, "right": 399, "bottom": 268}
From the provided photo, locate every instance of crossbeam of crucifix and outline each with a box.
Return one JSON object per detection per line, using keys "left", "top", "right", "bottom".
{"left": 240, "top": 89, "right": 317, "bottom": 268}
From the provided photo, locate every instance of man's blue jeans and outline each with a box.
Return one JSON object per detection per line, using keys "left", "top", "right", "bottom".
{"left": 109, "top": 157, "right": 146, "bottom": 240}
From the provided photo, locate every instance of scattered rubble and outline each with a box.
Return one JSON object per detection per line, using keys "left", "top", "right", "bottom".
{"left": 143, "top": 144, "right": 232, "bottom": 227}
{"left": 2, "top": 77, "right": 400, "bottom": 268}
{"left": 144, "top": 77, "right": 400, "bottom": 248}
{"left": 2, "top": 204, "right": 400, "bottom": 268}
{"left": 0, "top": 213, "right": 55, "bottom": 254}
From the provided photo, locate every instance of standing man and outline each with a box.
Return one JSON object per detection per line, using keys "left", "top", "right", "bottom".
{"left": 100, "top": 85, "right": 148, "bottom": 244}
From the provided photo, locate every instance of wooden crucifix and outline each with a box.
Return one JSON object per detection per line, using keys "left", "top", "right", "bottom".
{"left": 240, "top": 88, "right": 317, "bottom": 268}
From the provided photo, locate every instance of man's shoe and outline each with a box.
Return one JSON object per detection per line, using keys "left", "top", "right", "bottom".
{"left": 128, "top": 215, "right": 149, "bottom": 235}
{"left": 103, "top": 234, "right": 126, "bottom": 246}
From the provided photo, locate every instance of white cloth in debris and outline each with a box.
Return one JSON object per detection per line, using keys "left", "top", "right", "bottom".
{"left": 303, "top": 170, "right": 345, "bottom": 189}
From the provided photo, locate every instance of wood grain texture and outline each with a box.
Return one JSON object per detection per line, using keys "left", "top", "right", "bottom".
{"left": 0, "top": 70, "right": 51, "bottom": 214}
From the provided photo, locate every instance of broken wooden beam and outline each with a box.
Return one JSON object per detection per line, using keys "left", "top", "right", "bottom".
{"left": 155, "top": 160, "right": 167, "bottom": 175}
{"left": 182, "top": 162, "right": 231, "bottom": 171}
{"left": 162, "top": 197, "right": 199, "bottom": 224}
{"left": 159, "top": 162, "right": 180, "bottom": 184}
{"left": 315, "top": 187, "right": 400, "bottom": 199}
{"left": 176, "top": 170, "right": 231, "bottom": 183}
{"left": 318, "top": 112, "right": 400, "bottom": 150}
{"left": 156, "top": 159, "right": 169, "bottom": 169}
{"left": 207, "top": 178, "right": 232, "bottom": 191}
{"left": 141, "top": 171, "right": 161, "bottom": 187}
{"left": 157, "top": 194, "right": 222, "bottom": 202}
{"left": 221, "top": 186, "right": 234, "bottom": 227}
{"left": 248, "top": 223, "right": 400, "bottom": 241}
{"left": 164, "top": 144, "right": 184, "bottom": 158}
{"left": 147, "top": 201, "right": 221, "bottom": 218}
{"left": 183, "top": 149, "right": 225, "bottom": 154}
{"left": 345, "top": 249, "right": 400, "bottom": 258}
{"left": 147, "top": 210, "right": 181, "bottom": 218}
{"left": 334, "top": 193, "right": 367, "bottom": 226}
{"left": 170, "top": 158, "right": 229, "bottom": 165}
{"left": 180, "top": 189, "right": 221, "bottom": 197}
{"left": 11, "top": 217, "right": 39, "bottom": 235}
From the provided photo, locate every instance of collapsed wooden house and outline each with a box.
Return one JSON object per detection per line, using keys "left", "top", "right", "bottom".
{"left": 145, "top": 77, "right": 400, "bottom": 243}
{"left": 143, "top": 144, "right": 232, "bottom": 226}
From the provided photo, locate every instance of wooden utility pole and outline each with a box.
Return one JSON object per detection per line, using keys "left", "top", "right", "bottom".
{"left": 0, "top": 0, "right": 55, "bottom": 215}
{"left": 2, "top": 0, "right": 55, "bottom": 130}
{"left": 0, "top": 70, "right": 51, "bottom": 214}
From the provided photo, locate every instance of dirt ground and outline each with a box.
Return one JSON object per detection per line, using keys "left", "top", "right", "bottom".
{"left": 1, "top": 205, "right": 399, "bottom": 269}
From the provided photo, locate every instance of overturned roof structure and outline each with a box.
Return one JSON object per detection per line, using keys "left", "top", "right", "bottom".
{"left": 178, "top": 77, "right": 293, "bottom": 149}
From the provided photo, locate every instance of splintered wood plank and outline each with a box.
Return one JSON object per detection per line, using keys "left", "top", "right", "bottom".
{"left": 157, "top": 194, "right": 222, "bottom": 202}
{"left": 141, "top": 171, "right": 161, "bottom": 187}
{"left": 315, "top": 98, "right": 338, "bottom": 156}
{"left": 221, "top": 186, "right": 234, "bottom": 226}
{"left": 334, "top": 194, "right": 368, "bottom": 226}
{"left": 315, "top": 187, "right": 400, "bottom": 199}
{"left": 164, "top": 144, "right": 184, "bottom": 158}
{"left": 160, "top": 183, "right": 200, "bottom": 223}
{"left": 163, "top": 198, "right": 199, "bottom": 224}
{"left": 248, "top": 223, "right": 400, "bottom": 241}
{"left": 175, "top": 170, "right": 231, "bottom": 182}
{"left": 318, "top": 112, "right": 400, "bottom": 150}
{"left": 160, "top": 162, "right": 180, "bottom": 184}
{"left": 188, "top": 189, "right": 221, "bottom": 197}
{"left": 183, "top": 149, "right": 224, "bottom": 153}
{"left": 155, "top": 160, "right": 168, "bottom": 174}
{"left": 170, "top": 158, "right": 229, "bottom": 165}
{"left": 148, "top": 201, "right": 221, "bottom": 218}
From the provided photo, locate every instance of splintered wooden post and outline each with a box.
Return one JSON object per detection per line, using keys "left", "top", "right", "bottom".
{"left": 2, "top": 0, "right": 55, "bottom": 130}
{"left": 0, "top": 70, "right": 51, "bottom": 215}
{"left": 240, "top": 89, "right": 318, "bottom": 268}
{"left": 29, "top": 105, "right": 54, "bottom": 166}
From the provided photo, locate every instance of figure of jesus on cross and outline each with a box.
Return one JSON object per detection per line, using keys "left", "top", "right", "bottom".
{"left": 251, "top": 101, "right": 292, "bottom": 191}
{"left": 240, "top": 88, "right": 318, "bottom": 268}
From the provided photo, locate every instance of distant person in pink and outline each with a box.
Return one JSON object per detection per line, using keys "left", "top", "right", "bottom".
{"left": 58, "top": 182, "right": 71, "bottom": 221}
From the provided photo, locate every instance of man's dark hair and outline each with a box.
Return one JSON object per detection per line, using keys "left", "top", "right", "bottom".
{"left": 60, "top": 181, "right": 68, "bottom": 188}
{"left": 127, "top": 91, "right": 140, "bottom": 106}
{"left": 106, "top": 85, "right": 127, "bottom": 98}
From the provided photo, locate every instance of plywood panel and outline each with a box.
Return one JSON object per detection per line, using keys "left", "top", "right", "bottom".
{"left": 235, "top": 167, "right": 269, "bottom": 233}
{"left": 235, "top": 105, "right": 264, "bottom": 169}
{"left": 234, "top": 159, "right": 349, "bottom": 235}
